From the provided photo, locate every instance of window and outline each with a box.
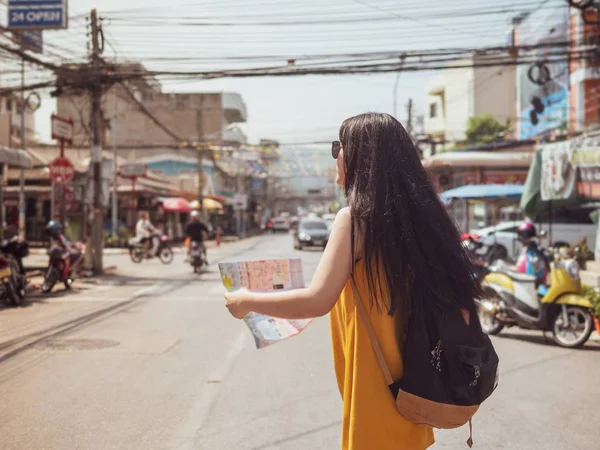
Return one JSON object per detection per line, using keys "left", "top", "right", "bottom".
{"left": 301, "top": 221, "right": 328, "bottom": 230}
{"left": 429, "top": 103, "right": 437, "bottom": 118}
{"left": 6, "top": 99, "right": 12, "bottom": 112}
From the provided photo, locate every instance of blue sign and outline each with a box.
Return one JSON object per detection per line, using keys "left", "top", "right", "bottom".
{"left": 7, "top": 0, "right": 67, "bottom": 30}
{"left": 9, "top": 0, "right": 63, "bottom": 4}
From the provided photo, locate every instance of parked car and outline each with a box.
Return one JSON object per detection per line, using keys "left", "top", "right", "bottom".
{"left": 294, "top": 219, "right": 330, "bottom": 250}
{"left": 472, "top": 214, "right": 597, "bottom": 262}
{"left": 272, "top": 218, "right": 290, "bottom": 233}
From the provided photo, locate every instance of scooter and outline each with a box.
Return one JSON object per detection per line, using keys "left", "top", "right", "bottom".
{"left": 128, "top": 233, "right": 174, "bottom": 264}
{"left": 478, "top": 249, "right": 595, "bottom": 348}
{"left": 0, "top": 236, "right": 29, "bottom": 306}
{"left": 42, "top": 242, "right": 86, "bottom": 294}
{"left": 189, "top": 240, "right": 207, "bottom": 273}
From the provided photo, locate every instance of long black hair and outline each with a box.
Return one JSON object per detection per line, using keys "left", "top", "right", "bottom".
{"left": 340, "top": 113, "right": 480, "bottom": 332}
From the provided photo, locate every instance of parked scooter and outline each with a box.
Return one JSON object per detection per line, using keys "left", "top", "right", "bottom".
{"left": 478, "top": 247, "right": 595, "bottom": 348}
{"left": 128, "top": 233, "right": 174, "bottom": 264}
{"left": 189, "top": 240, "right": 207, "bottom": 273}
{"left": 0, "top": 236, "right": 29, "bottom": 306}
{"left": 42, "top": 241, "right": 86, "bottom": 293}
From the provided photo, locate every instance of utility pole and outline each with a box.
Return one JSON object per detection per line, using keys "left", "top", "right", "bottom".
{"left": 407, "top": 98, "right": 413, "bottom": 137}
{"left": 111, "top": 117, "right": 118, "bottom": 238}
{"left": 393, "top": 72, "right": 401, "bottom": 118}
{"left": 197, "top": 145, "right": 205, "bottom": 216}
{"left": 90, "top": 9, "right": 104, "bottom": 274}
{"left": 18, "top": 57, "right": 25, "bottom": 239}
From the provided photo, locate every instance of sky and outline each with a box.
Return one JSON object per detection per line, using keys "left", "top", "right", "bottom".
{"left": 0, "top": 0, "right": 560, "bottom": 150}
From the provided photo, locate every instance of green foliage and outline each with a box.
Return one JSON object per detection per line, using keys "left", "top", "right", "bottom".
{"left": 465, "top": 114, "right": 508, "bottom": 146}
{"left": 581, "top": 284, "right": 600, "bottom": 316}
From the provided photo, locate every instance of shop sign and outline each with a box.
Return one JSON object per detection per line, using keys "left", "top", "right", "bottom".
{"left": 540, "top": 140, "right": 577, "bottom": 201}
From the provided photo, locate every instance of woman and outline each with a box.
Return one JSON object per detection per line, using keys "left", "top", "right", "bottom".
{"left": 225, "top": 113, "right": 480, "bottom": 449}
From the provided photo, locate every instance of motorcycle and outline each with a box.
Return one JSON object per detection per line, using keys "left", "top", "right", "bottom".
{"left": 478, "top": 249, "right": 595, "bottom": 348}
{"left": 0, "top": 236, "right": 29, "bottom": 306}
{"left": 128, "top": 233, "right": 174, "bottom": 264}
{"left": 42, "top": 241, "right": 86, "bottom": 294}
{"left": 189, "top": 240, "right": 207, "bottom": 273}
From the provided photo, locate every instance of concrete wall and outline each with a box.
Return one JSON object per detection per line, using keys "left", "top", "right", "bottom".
{"left": 424, "top": 64, "right": 474, "bottom": 143}
{"left": 472, "top": 57, "right": 516, "bottom": 130}
{"left": 424, "top": 57, "right": 516, "bottom": 145}
{"left": 58, "top": 85, "right": 246, "bottom": 148}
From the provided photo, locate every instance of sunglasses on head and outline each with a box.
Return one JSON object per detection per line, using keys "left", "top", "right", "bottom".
{"left": 332, "top": 140, "right": 341, "bottom": 159}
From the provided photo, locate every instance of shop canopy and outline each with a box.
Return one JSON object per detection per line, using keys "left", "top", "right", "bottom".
{"left": 440, "top": 184, "right": 524, "bottom": 203}
{"left": 161, "top": 197, "right": 192, "bottom": 213}
{"left": 0, "top": 147, "right": 32, "bottom": 168}
{"left": 519, "top": 143, "right": 587, "bottom": 214}
{"left": 189, "top": 198, "right": 224, "bottom": 210}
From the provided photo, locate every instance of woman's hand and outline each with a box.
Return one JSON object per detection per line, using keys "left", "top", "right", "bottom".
{"left": 225, "top": 289, "right": 252, "bottom": 319}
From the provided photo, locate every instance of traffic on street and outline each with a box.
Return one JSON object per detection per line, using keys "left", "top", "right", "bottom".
{"left": 1, "top": 1, "right": 600, "bottom": 449}
{"left": 0, "top": 232, "right": 598, "bottom": 449}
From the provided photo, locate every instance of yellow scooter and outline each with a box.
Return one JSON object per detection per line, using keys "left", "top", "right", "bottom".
{"left": 478, "top": 252, "right": 595, "bottom": 348}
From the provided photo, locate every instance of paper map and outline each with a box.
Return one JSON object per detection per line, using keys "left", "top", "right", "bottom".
{"left": 219, "top": 258, "right": 313, "bottom": 349}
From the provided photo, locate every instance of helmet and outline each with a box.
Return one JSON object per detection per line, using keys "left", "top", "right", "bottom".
{"left": 517, "top": 221, "right": 537, "bottom": 241}
{"left": 46, "top": 220, "right": 62, "bottom": 237}
{"left": 190, "top": 210, "right": 200, "bottom": 221}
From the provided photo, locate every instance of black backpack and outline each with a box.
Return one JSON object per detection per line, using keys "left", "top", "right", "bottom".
{"left": 352, "top": 281, "right": 499, "bottom": 448}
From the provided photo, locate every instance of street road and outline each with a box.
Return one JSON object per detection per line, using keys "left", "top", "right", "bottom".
{"left": 0, "top": 234, "right": 599, "bottom": 449}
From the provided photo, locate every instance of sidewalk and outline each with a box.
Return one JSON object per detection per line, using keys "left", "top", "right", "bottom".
{"left": 0, "top": 234, "right": 264, "bottom": 363}
{"left": 27, "top": 237, "right": 240, "bottom": 255}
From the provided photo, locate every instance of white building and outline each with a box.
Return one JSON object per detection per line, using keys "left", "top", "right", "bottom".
{"left": 423, "top": 55, "right": 516, "bottom": 150}
{"left": 0, "top": 94, "right": 36, "bottom": 148}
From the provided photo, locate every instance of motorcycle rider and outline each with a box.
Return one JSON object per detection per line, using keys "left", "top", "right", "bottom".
{"left": 514, "top": 221, "right": 549, "bottom": 287}
{"left": 46, "top": 220, "right": 80, "bottom": 280}
{"left": 186, "top": 210, "right": 210, "bottom": 264}
{"left": 136, "top": 212, "right": 158, "bottom": 258}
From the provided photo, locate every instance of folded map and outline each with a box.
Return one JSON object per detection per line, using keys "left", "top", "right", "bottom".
{"left": 219, "top": 258, "right": 313, "bottom": 349}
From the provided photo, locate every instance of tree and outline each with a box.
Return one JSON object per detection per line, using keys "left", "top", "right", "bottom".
{"left": 465, "top": 114, "right": 507, "bottom": 146}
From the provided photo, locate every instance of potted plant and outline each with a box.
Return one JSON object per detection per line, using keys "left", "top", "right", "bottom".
{"left": 582, "top": 284, "right": 600, "bottom": 335}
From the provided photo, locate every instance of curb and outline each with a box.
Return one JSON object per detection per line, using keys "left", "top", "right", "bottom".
{"left": 26, "top": 239, "right": 240, "bottom": 255}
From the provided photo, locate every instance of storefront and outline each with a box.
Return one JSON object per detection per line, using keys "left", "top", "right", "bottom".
{"left": 0, "top": 147, "right": 33, "bottom": 239}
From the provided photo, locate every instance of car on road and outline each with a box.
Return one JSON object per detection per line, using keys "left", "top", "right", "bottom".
{"left": 272, "top": 218, "right": 290, "bottom": 233}
{"left": 293, "top": 219, "right": 330, "bottom": 250}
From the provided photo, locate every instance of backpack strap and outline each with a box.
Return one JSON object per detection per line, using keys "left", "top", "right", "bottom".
{"left": 350, "top": 278, "right": 394, "bottom": 386}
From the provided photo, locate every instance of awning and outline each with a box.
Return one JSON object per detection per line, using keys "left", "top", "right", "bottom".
{"left": 441, "top": 184, "right": 525, "bottom": 202}
{"left": 520, "top": 148, "right": 586, "bottom": 214}
{"left": 0, "top": 147, "right": 32, "bottom": 168}
{"left": 190, "top": 198, "right": 223, "bottom": 210}
{"left": 161, "top": 197, "right": 192, "bottom": 213}
{"left": 423, "top": 151, "right": 532, "bottom": 169}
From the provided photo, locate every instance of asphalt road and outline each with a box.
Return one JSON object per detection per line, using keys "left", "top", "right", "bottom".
{"left": 0, "top": 234, "right": 599, "bottom": 449}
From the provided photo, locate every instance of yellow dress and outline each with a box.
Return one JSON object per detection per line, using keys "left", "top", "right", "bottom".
{"left": 330, "top": 261, "right": 435, "bottom": 450}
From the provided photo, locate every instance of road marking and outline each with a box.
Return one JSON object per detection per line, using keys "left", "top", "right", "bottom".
{"left": 169, "top": 331, "right": 248, "bottom": 450}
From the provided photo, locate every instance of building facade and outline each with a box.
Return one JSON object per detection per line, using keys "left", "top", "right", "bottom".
{"left": 0, "top": 93, "right": 36, "bottom": 148}
{"left": 424, "top": 55, "right": 516, "bottom": 147}
{"left": 56, "top": 63, "right": 247, "bottom": 148}
{"left": 514, "top": 1, "right": 600, "bottom": 139}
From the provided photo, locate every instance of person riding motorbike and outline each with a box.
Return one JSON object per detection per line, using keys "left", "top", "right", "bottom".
{"left": 514, "top": 221, "right": 549, "bottom": 288}
{"left": 46, "top": 220, "right": 80, "bottom": 280}
{"left": 136, "top": 212, "right": 158, "bottom": 258}
{"left": 186, "top": 211, "right": 210, "bottom": 264}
